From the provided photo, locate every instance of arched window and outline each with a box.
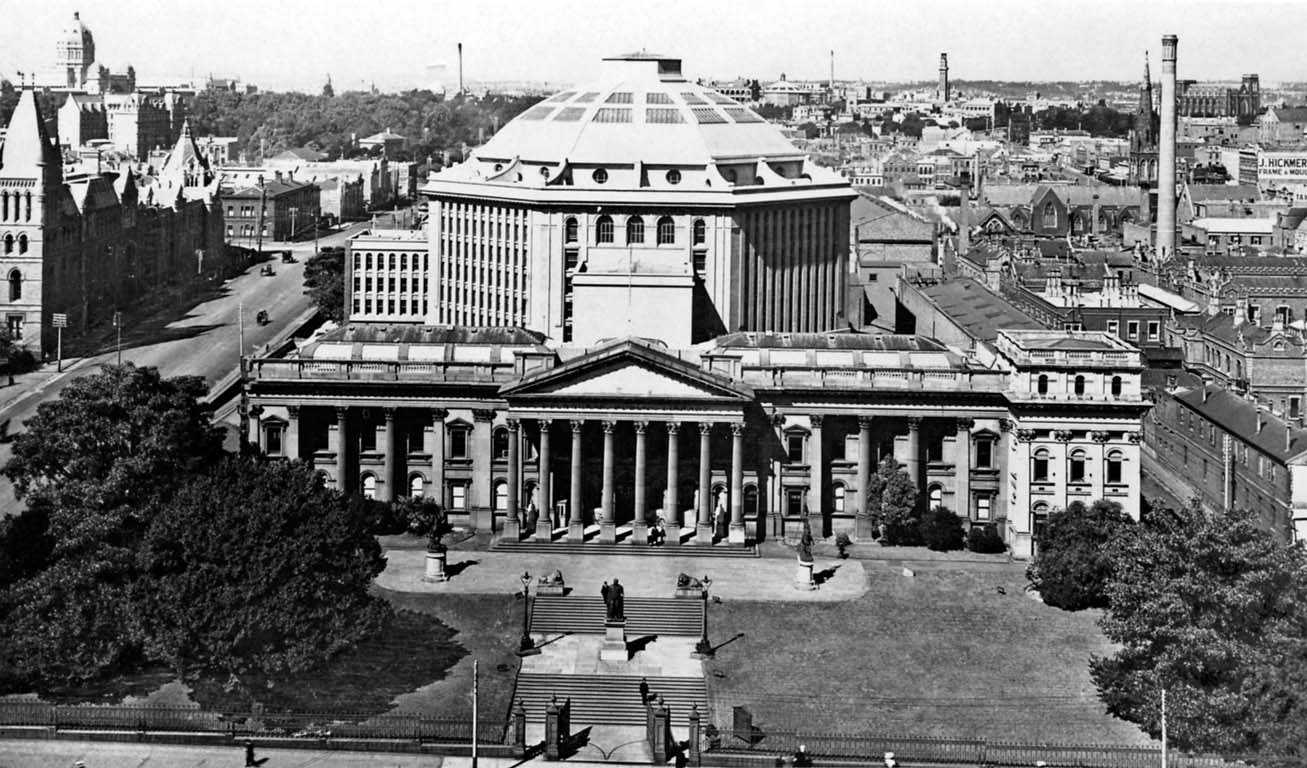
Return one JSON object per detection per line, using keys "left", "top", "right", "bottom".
{"left": 2, "top": 234, "right": 12, "bottom": 254}
{"left": 361, "top": 473, "right": 377, "bottom": 500}
{"left": 6, "top": 269, "right": 19, "bottom": 302}
{"left": 1, "top": 191, "right": 8, "bottom": 220}
{"left": 1043, "top": 201, "right": 1056, "bottom": 224}
{"left": 1032, "top": 502, "right": 1050, "bottom": 544}
{"left": 928, "top": 484, "right": 943, "bottom": 509}
{"left": 1068, "top": 449, "right": 1087, "bottom": 483}
{"left": 692, "top": 218, "right": 706, "bottom": 246}
{"left": 1073, "top": 375, "right": 1086, "bottom": 396}
{"left": 1037, "top": 374, "right": 1049, "bottom": 395}
{"left": 1032, "top": 448, "right": 1050, "bottom": 482}
{"left": 626, "top": 216, "right": 644, "bottom": 245}
{"left": 595, "top": 215, "right": 614, "bottom": 244}
{"left": 1111, "top": 376, "right": 1123, "bottom": 397}
{"left": 656, "top": 216, "right": 675, "bottom": 245}
{"left": 1106, "top": 450, "right": 1124, "bottom": 484}
{"left": 743, "top": 484, "right": 759, "bottom": 518}
{"left": 410, "top": 474, "right": 426, "bottom": 498}
{"left": 23, "top": 192, "right": 31, "bottom": 221}
{"left": 19, "top": 234, "right": 30, "bottom": 254}
{"left": 832, "top": 483, "right": 846, "bottom": 514}
{"left": 564, "top": 217, "right": 578, "bottom": 243}
{"left": 494, "top": 480, "right": 509, "bottom": 511}
{"left": 493, "top": 427, "right": 510, "bottom": 460}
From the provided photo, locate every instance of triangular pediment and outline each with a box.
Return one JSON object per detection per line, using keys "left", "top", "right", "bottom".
{"left": 502, "top": 340, "right": 747, "bottom": 401}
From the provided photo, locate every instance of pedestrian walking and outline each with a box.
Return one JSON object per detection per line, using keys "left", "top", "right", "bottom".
{"left": 639, "top": 677, "right": 650, "bottom": 705}
{"left": 244, "top": 739, "right": 258, "bottom": 767}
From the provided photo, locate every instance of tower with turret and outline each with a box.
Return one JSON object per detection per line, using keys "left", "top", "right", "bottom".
{"left": 1128, "top": 52, "right": 1159, "bottom": 186}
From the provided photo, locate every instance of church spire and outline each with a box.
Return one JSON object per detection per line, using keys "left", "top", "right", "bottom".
{"left": 0, "top": 90, "right": 62, "bottom": 184}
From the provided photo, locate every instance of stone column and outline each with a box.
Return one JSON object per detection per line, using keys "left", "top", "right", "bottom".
{"left": 249, "top": 406, "right": 264, "bottom": 452}
{"left": 569, "top": 420, "right": 585, "bottom": 541}
{"left": 380, "top": 408, "right": 397, "bottom": 502}
{"left": 333, "top": 406, "right": 348, "bottom": 492}
{"left": 286, "top": 406, "right": 300, "bottom": 460}
{"left": 429, "top": 408, "right": 447, "bottom": 505}
{"left": 729, "top": 422, "right": 746, "bottom": 544}
{"left": 770, "top": 415, "right": 786, "bottom": 538}
{"left": 471, "top": 409, "right": 495, "bottom": 532}
{"left": 955, "top": 418, "right": 974, "bottom": 519}
{"left": 807, "top": 415, "right": 824, "bottom": 535}
{"left": 996, "top": 419, "right": 1013, "bottom": 527}
{"left": 856, "top": 416, "right": 874, "bottom": 539}
{"left": 696, "top": 422, "right": 714, "bottom": 544}
{"left": 905, "top": 416, "right": 923, "bottom": 488}
{"left": 664, "top": 422, "right": 680, "bottom": 545}
{"left": 536, "top": 420, "right": 554, "bottom": 540}
{"left": 633, "top": 421, "right": 649, "bottom": 545}
{"left": 506, "top": 419, "right": 521, "bottom": 534}
{"left": 600, "top": 420, "right": 617, "bottom": 543}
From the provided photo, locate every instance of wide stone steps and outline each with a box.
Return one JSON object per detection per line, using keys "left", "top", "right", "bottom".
{"left": 512, "top": 673, "right": 707, "bottom": 727}
{"left": 530, "top": 595, "right": 704, "bottom": 637}
{"left": 494, "top": 537, "right": 759, "bottom": 558}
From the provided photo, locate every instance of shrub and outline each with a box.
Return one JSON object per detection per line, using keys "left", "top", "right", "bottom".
{"left": 879, "top": 468, "right": 920, "bottom": 546}
{"left": 1027, "top": 499, "right": 1135, "bottom": 610}
{"left": 967, "top": 523, "right": 1006, "bottom": 554}
{"left": 920, "top": 506, "right": 965, "bottom": 551}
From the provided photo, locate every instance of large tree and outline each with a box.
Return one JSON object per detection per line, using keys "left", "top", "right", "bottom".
{"left": 1091, "top": 505, "right": 1307, "bottom": 754}
{"left": 303, "top": 247, "right": 345, "bottom": 323}
{"left": 135, "top": 457, "right": 389, "bottom": 678}
{"left": 1027, "top": 499, "right": 1135, "bottom": 611}
{"left": 878, "top": 457, "right": 920, "bottom": 546}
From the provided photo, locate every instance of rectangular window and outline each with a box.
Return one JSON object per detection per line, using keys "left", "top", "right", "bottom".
{"left": 449, "top": 428, "right": 468, "bottom": 458}
{"left": 1032, "top": 456, "right": 1049, "bottom": 482}
{"left": 786, "top": 489, "right": 804, "bottom": 517}
{"left": 787, "top": 434, "right": 805, "bottom": 463}
{"left": 1126, "top": 321, "right": 1139, "bottom": 338}
{"left": 976, "top": 496, "right": 991, "bottom": 521}
{"left": 1147, "top": 321, "right": 1160, "bottom": 341}
{"left": 1291, "top": 397, "right": 1301, "bottom": 419}
{"left": 360, "top": 424, "right": 377, "bottom": 452}
{"left": 1106, "top": 320, "right": 1119, "bottom": 337}
{"left": 450, "top": 484, "right": 467, "bottom": 510}
{"left": 264, "top": 425, "right": 283, "bottom": 455}
{"left": 1069, "top": 455, "right": 1086, "bottom": 483}
{"left": 975, "top": 439, "right": 993, "bottom": 469}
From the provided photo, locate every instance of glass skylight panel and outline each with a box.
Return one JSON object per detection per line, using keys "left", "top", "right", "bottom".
{"left": 690, "top": 108, "right": 727, "bottom": 124}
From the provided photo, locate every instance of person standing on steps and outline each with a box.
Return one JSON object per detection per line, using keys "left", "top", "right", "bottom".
{"left": 639, "top": 677, "right": 650, "bottom": 704}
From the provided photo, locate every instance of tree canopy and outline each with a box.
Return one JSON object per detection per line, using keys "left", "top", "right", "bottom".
{"left": 303, "top": 246, "right": 346, "bottom": 323}
{"left": 1027, "top": 499, "right": 1135, "bottom": 611}
{"left": 1091, "top": 504, "right": 1307, "bottom": 757}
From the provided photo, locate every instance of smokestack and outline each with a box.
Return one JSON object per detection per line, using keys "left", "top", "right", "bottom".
{"left": 829, "top": 49, "right": 835, "bottom": 99}
{"left": 939, "top": 53, "right": 950, "bottom": 102}
{"left": 457, "top": 42, "right": 464, "bottom": 95}
{"left": 1158, "top": 35, "right": 1178, "bottom": 260}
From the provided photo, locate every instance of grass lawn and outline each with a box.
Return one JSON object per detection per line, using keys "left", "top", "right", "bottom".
{"left": 702, "top": 561, "right": 1150, "bottom": 746}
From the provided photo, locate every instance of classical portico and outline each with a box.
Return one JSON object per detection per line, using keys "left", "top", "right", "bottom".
{"left": 499, "top": 339, "right": 754, "bottom": 546}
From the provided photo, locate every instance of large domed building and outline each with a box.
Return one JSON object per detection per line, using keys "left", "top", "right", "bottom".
{"left": 366, "top": 53, "right": 856, "bottom": 346}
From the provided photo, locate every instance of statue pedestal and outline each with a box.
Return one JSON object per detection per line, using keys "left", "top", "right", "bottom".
{"left": 794, "top": 560, "right": 816, "bottom": 591}
{"left": 728, "top": 522, "right": 746, "bottom": 545}
{"left": 599, "top": 620, "right": 628, "bottom": 662}
{"left": 632, "top": 519, "right": 649, "bottom": 546}
{"left": 423, "top": 550, "right": 448, "bottom": 582}
{"left": 503, "top": 518, "right": 521, "bottom": 542}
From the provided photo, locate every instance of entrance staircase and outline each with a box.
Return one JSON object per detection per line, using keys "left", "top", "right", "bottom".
{"left": 494, "top": 536, "right": 758, "bottom": 558}
{"left": 529, "top": 595, "right": 704, "bottom": 636}
{"left": 513, "top": 673, "right": 707, "bottom": 727}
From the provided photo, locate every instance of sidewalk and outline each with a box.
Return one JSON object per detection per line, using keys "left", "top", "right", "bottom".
{"left": 0, "top": 738, "right": 650, "bottom": 768}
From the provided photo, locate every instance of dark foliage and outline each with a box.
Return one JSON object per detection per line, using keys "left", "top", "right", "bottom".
{"left": 920, "top": 506, "right": 965, "bottom": 552}
{"left": 966, "top": 523, "right": 1007, "bottom": 554}
{"left": 302, "top": 247, "right": 345, "bottom": 323}
{"left": 1027, "top": 499, "right": 1134, "bottom": 611}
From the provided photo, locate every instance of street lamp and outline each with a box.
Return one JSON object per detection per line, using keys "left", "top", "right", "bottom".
{"left": 517, "top": 571, "right": 540, "bottom": 656}
{"left": 694, "top": 574, "right": 714, "bottom": 658}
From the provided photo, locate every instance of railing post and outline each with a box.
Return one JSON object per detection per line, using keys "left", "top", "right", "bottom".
{"left": 545, "top": 695, "right": 561, "bottom": 761}
{"left": 687, "top": 704, "right": 702, "bottom": 766}
{"left": 512, "top": 699, "right": 526, "bottom": 749}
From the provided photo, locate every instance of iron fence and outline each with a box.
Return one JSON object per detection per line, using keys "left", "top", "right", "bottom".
{"left": 0, "top": 701, "right": 507, "bottom": 745}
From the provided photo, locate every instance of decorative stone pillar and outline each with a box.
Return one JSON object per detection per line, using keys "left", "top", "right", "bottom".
{"left": 471, "top": 409, "right": 496, "bottom": 532}
{"left": 380, "top": 408, "right": 397, "bottom": 502}
{"left": 333, "top": 406, "right": 348, "bottom": 492}
{"left": 807, "top": 415, "right": 824, "bottom": 536}
{"left": 664, "top": 422, "right": 680, "bottom": 546}
{"left": 996, "top": 418, "right": 1013, "bottom": 531}
{"left": 569, "top": 419, "right": 585, "bottom": 541}
{"left": 536, "top": 420, "right": 554, "bottom": 540}
{"left": 905, "top": 416, "right": 923, "bottom": 488}
{"left": 955, "top": 418, "right": 974, "bottom": 519}
{"left": 429, "top": 408, "right": 447, "bottom": 505}
{"left": 696, "top": 422, "right": 714, "bottom": 544}
{"left": 770, "top": 414, "right": 786, "bottom": 538}
{"left": 856, "top": 416, "right": 874, "bottom": 539}
{"left": 633, "top": 421, "right": 649, "bottom": 545}
{"left": 285, "top": 406, "right": 300, "bottom": 461}
{"left": 600, "top": 420, "right": 617, "bottom": 543}
{"left": 249, "top": 405, "right": 264, "bottom": 452}
{"left": 729, "top": 422, "right": 746, "bottom": 544}
{"left": 505, "top": 419, "right": 521, "bottom": 539}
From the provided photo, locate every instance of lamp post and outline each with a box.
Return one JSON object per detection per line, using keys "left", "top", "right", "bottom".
{"left": 517, "top": 571, "right": 540, "bottom": 656}
{"left": 694, "top": 574, "right": 714, "bottom": 658}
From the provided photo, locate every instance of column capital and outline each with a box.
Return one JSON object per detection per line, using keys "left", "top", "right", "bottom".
{"left": 1000, "top": 418, "right": 1015, "bottom": 433}
{"left": 770, "top": 413, "right": 787, "bottom": 429}
{"left": 700, "top": 422, "right": 714, "bottom": 437}
{"left": 287, "top": 405, "right": 301, "bottom": 419}
{"left": 430, "top": 407, "right": 449, "bottom": 422}
{"left": 1092, "top": 430, "right": 1112, "bottom": 443}
{"left": 956, "top": 417, "right": 975, "bottom": 433}
{"left": 538, "top": 417, "right": 553, "bottom": 429}
{"left": 634, "top": 421, "right": 648, "bottom": 434}
{"left": 1054, "top": 429, "right": 1074, "bottom": 442}
{"left": 907, "top": 415, "right": 923, "bottom": 430}
{"left": 335, "top": 406, "right": 348, "bottom": 420}
{"left": 1017, "top": 429, "right": 1038, "bottom": 443}
{"left": 858, "top": 415, "right": 875, "bottom": 431}
{"left": 730, "top": 422, "right": 745, "bottom": 437}
{"left": 1127, "top": 431, "right": 1142, "bottom": 444}
{"left": 506, "top": 418, "right": 520, "bottom": 431}
{"left": 570, "top": 419, "right": 585, "bottom": 434}
{"left": 249, "top": 405, "right": 265, "bottom": 419}
{"left": 666, "top": 421, "right": 680, "bottom": 435}
{"left": 602, "top": 420, "right": 617, "bottom": 434}
{"left": 383, "top": 406, "right": 397, "bottom": 420}
{"left": 473, "top": 408, "right": 497, "bottom": 423}
{"left": 809, "top": 414, "right": 824, "bottom": 430}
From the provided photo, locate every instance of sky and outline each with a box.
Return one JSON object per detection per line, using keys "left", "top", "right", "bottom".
{"left": 0, "top": 0, "right": 1300, "bottom": 93}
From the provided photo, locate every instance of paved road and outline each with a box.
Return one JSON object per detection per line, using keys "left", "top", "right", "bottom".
{"left": 0, "top": 222, "right": 373, "bottom": 518}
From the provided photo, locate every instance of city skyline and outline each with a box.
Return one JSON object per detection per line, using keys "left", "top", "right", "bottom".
{"left": 0, "top": 0, "right": 1299, "bottom": 94}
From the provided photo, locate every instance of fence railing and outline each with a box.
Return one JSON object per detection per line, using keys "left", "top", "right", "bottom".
{"left": 705, "top": 728, "right": 1235, "bottom": 768}
{"left": 0, "top": 701, "right": 507, "bottom": 745}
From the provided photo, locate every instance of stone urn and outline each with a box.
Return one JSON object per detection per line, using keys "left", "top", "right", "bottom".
{"left": 423, "top": 533, "right": 448, "bottom": 583}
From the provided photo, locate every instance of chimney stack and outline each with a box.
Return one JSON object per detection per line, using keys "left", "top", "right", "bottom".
{"left": 1201, "top": 377, "right": 1210, "bottom": 402}
{"left": 829, "top": 49, "right": 835, "bottom": 100}
{"left": 1288, "top": 422, "right": 1294, "bottom": 453}
{"left": 1257, "top": 407, "right": 1266, "bottom": 434}
{"left": 1157, "top": 35, "right": 1178, "bottom": 261}
{"left": 938, "top": 53, "right": 950, "bottom": 102}
{"left": 457, "top": 42, "right": 464, "bottom": 96}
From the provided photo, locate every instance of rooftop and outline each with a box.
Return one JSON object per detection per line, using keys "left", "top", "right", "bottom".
{"left": 915, "top": 278, "right": 1043, "bottom": 342}
{"left": 1173, "top": 387, "right": 1307, "bottom": 462}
